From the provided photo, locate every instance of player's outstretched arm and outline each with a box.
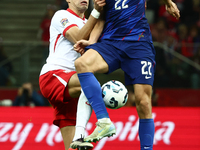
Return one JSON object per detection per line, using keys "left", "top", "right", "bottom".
{"left": 89, "top": 17, "right": 105, "bottom": 44}
{"left": 74, "top": 19, "right": 105, "bottom": 54}
{"left": 162, "top": 0, "right": 180, "bottom": 19}
{"left": 74, "top": 11, "right": 105, "bottom": 54}
{"left": 65, "top": 0, "right": 106, "bottom": 44}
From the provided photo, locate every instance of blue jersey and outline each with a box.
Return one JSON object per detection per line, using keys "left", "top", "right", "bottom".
{"left": 100, "top": 0, "right": 152, "bottom": 42}
{"left": 86, "top": 0, "right": 156, "bottom": 85}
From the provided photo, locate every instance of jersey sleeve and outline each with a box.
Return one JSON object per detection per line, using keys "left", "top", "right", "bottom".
{"left": 52, "top": 11, "right": 78, "bottom": 37}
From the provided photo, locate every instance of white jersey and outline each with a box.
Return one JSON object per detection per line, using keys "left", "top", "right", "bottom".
{"left": 40, "top": 9, "right": 87, "bottom": 75}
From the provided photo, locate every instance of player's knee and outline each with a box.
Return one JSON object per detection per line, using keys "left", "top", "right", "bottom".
{"left": 138, "top": 99, "right": 151, "bottom": 109}
{"left": 75, "top": 58, "right": 87, "bottom": 73}
{"left": 75, "top": 57, "right": 95, "bottom": 73}
{"left": 135, "top": 94, "right": 152, "bottom": 118}
{"left": 134, "top": 89, "right": 151, "bottom": 108}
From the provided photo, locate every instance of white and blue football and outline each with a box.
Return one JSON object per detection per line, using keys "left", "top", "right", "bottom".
{"left": 102, "top": 80, "right": 128, "bottom": 109}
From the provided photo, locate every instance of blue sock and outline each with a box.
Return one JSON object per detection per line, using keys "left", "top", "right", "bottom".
{"left": 78, "top": 72, "right": 109, "bottom": 119}
{"left": 139, "top": 119, "right": 155, "bottom": 150}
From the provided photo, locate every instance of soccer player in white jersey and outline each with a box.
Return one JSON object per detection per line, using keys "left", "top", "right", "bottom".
{"left": 39, "top": 0, "right": 106, "bottom": 149}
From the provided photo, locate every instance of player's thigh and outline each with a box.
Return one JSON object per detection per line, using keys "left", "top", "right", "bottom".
{"left": 122, "top": 57, "right": 154, "bottom": 102}
{"left": 67, "top": 73, "right": 81, "bottom": 98}
{"left": 75, "top": 49, "right": 109, "bottom": 73}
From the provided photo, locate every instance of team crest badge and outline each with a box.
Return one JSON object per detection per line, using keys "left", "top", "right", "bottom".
{"left": 60, "top": 18, "right": 69, "bottom": 26}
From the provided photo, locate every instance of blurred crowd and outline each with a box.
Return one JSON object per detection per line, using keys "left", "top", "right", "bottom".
{"left": 146, "top": 0, "right": 200, "bottom": 89}
{"left": 0, "top": 82, "right": 50, "bottom": 107}
{"left": 0, "top": 37, "right": 15, "bottom": 86}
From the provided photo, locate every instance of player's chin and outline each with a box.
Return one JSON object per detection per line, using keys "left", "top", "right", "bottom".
{"left": 80, "top": 3, "right": 88, "bottom": 8}
{"left": 79, "top": 6, "right": 88, "bottom": 11}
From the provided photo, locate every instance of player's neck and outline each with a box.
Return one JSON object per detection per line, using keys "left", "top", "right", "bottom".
{"left": 68, "top": 7, "right": 85, "bottom": 19}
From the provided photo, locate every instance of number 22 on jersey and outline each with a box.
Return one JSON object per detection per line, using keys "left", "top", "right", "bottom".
{"left": 141, "top": 61, "right": 152, "bottom": 79}
{"left": 115, "top": 0, "right": 129, "bottom": 10}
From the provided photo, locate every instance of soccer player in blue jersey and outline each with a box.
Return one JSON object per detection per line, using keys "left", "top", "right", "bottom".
{"left": 74, "top": 0, "right": 180, "bottom": 149}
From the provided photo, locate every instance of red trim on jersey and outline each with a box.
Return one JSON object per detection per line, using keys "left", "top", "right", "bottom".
{"left": 153, "top": 62, "right": 156, "bottom": 67}
{"left": 122, "top": 12, "right": 145, "bottom": 41}
{"left": 54, "top": 34, "right": 61, "bottom": 52}
{"left": 67, "top": 8, "right": 85, "bottom": 20}
{"left": 125, "top": 1, "right": 139, "bottom": 25}
{"left": 62, "top": 24, "right": 77, "bottom": 37}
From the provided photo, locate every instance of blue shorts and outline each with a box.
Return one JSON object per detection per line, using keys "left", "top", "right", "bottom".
{"left": 86, "top": 40, "right": 156, "bottom": 86}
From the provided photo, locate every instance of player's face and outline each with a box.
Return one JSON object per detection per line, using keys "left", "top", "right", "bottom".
{"left": 69, "top": 0, "right": 89, "bottom": 12}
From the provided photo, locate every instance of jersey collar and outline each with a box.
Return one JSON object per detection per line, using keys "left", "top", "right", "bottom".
{"left": 67, "top": 8, "right": 85, "bottom": 21}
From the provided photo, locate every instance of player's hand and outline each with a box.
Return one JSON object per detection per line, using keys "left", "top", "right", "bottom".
{"left": 165, "top": 1, "right": 180, "bottom": 20}
{"left": 74, "top": 40, "right": 90, "bottom": 55}
{"left": 95, "top": 0, "right": 106, "bottom": 7}
{"left": 94, "top": 0, "right": 106, "bottom": 12}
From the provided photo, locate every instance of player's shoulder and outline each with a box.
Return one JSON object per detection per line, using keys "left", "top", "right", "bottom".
{"left": 54, "top": 9, "right": 68, "bottom": 17}
{"left": 51, "top": 9, "right": 69, "bottom": 23}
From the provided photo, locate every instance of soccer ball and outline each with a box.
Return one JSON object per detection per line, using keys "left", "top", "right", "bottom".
{"left": 102, "top": 80, "right": 128, "bottom": 109}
